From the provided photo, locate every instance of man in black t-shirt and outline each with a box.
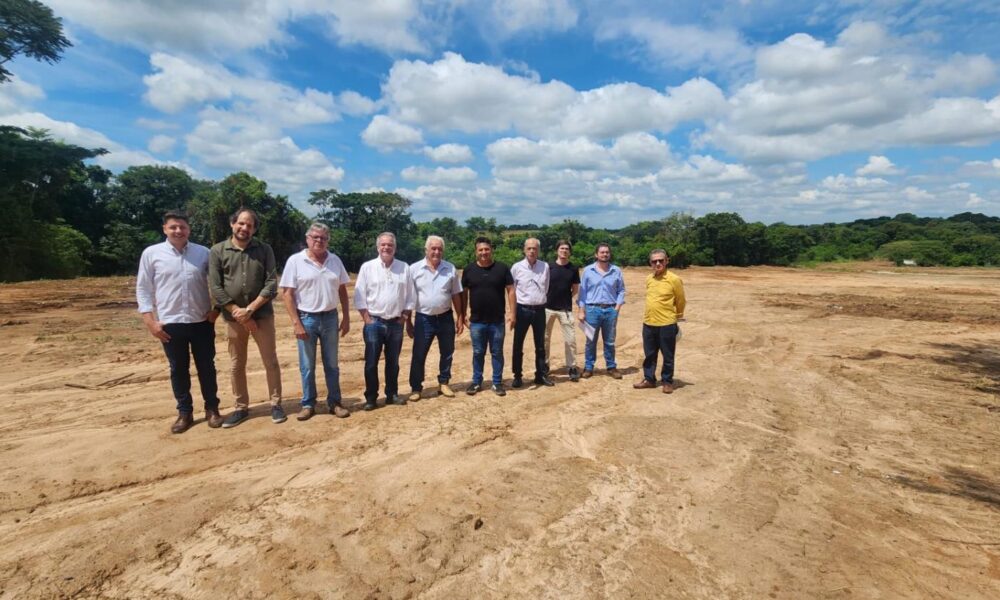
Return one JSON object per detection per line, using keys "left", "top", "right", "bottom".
{"left": 461, "top": 237, "right": 515, "bottom": 396}
{"left": 545, "top": 239, "right": 582, "bottom": 381}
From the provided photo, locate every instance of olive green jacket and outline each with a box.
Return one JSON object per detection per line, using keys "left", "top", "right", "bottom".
{"left": 208, "top": 238, "right": 278, "bottom": 321}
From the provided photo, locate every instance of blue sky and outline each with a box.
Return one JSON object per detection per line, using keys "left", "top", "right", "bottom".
{"left": 3, "top": 0, "right": 1000, "bottom": 227}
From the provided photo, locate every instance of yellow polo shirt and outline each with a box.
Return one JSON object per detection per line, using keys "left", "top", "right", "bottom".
{"left": 644, "top": 271, "right": 685, "bottom": 326}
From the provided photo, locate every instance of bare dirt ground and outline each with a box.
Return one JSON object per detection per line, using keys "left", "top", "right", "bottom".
{"left": 1, "top": 263, "right": 998, "bottom": 599}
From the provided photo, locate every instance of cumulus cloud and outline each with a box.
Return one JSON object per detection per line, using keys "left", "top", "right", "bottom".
{"left": 186, "top": 117, "right": 344, "bottom": 196}
{"left": 0, "top": 77, "right": 45, "bottom": 115}
{"left": 362, "top": 115, "right": 425, "bottom": 150}
{"left": 596, "top": 17, "right": 754, "bottom": 72}
{"left": 400, "top": 165, "right": 477, "bottom": 183}
{"left": 380, "top": 52, "right": 726, "bottom": 140}
{"left": 50, "top": 0, "right": 432, "bottom": 55}
{"left": 1, "top": 111, "right": 177, "bottom": 170}
{"left": 700, "top": 24, "right": 1000, "bottom": 162}
{"left": 148, "top": 135, "right": 177, "bottom": 154}
{"left": 856, "top": 155, "right": 902, "bottom": 176}
{"left": 423, "top": 143, "right": 474, "bottom": 163}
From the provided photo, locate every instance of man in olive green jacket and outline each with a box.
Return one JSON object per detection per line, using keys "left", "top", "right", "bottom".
{"left": 209, "top": 208, "right": 284, "bottom": 427}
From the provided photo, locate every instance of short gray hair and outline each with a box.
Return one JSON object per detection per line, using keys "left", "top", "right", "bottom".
{"left": 307, "top": 222, "right": 329, "bottom": 235}
{"left": 524, "top": 237, "right": 541, "bottom": 249}
{"left": 376, "top": 231, "right": 396, "bottom": 247}
{"left": 425, "top": 235, "right": 445, "bottom": 249}
{"left": 649, "top": 248, "right": 668, "bottom": 259}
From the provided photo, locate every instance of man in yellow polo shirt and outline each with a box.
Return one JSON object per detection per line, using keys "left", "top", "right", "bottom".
{"left": 633, "top": 249, "right": 685, "bottom": 394}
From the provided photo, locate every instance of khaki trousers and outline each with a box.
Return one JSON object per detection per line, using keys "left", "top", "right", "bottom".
{"left": 226, "top": 315, "right": 282, "bottom": 409}
{"left": 544, "top": 309, "right": 577, "bottom": 370}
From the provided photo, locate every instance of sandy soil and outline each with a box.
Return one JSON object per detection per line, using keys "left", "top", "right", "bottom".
{"left": 1, "top": 264, "right": 998, "bottom": 599}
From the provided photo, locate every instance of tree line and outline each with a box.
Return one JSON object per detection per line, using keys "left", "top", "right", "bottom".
{"left": 3, "top": 125, "right": 1000, "bottom": 282}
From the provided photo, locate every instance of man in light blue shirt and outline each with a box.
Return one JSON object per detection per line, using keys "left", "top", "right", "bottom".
{"left": 136, "top": 210, "right": 221, "bottom": 434}
{"left": 406, "top": 235, "right": 464, "bottom": 401}
{"left": 576, "top": 243, "right": 626, "bottom": 379}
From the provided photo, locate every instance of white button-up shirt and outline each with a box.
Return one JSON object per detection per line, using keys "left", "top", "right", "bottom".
{"left": 409, "top": 259, "right": 462, "bottom": 316}
{"left": 136, "top": 241, "right": 212, "bottom": 324}
{"left": 354, "top": 258, "right": 415, "bottom": 318}
{"left": 511, "top": 257, "right": 550, "bottom": 306}
{"left": 279, "top": 250, "right": 350, "bottom": 313}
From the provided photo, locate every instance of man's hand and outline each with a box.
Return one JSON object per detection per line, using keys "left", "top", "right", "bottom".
{"left": 577, "top": 310, "right": 586, "bottom": 323}
{"left": 232, "top": 307, "right": 252, "bottom": 323}
{"left": 339, "top": 315, "right": 350, "bottom": 338}
{"left": 207, "top": 310, "right": 220, "bottom": 324}
{"left": 405, "top": 319, "right": 414, "bottom": 339}
{"left": 507, "top": 313, "right": 516, "bottom": 330}
{"left": 147, "top": 320, "right": 170, "bottom": 342}
{"left": 293, "top": 321, "right": 308, "bottom": 340}
{"left": 243, "top": 319, "right": 259, "bottom": 334}
{"left": 455, "top": 316, "right": 465, "bottom": 336}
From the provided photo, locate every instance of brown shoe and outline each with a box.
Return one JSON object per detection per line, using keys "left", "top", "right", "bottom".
{"left": 205, "top": 409, "right": 224, "bottom": 428}
{"left": 171, "top": 412, "right": 194, "bottom": 434}
{"left": 439, "top": 383, "right": 455, "bottom": 398}
{"left": 581, "top": 370, "right": 593, "bottom": 379}
{"left": 633, "top": 379, "right": 656, "bottom": 389}
{"left": 662, "top": 383, "right": 674, "bottom": 394}
{"left": 297, "top": 406, "right": 315, "bottom": 421}
{"left": 608, "top": 368, "right": 623, "bottom": 380}
{"left": 330, "top": 404, "right": 350, "bottom": 418}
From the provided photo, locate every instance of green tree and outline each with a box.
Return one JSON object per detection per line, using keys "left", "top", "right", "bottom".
{"left": 0, "top": 0, "right": 71, "bottom": 83}
{"left": 309, "top": 189, "right": 416, "bottom": 271}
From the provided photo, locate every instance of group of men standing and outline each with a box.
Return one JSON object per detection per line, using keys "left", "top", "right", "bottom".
{"left": 137, "top": 209, "right": 685, "bottom": 434}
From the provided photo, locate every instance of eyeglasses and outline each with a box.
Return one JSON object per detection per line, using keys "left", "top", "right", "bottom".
{"left": 650, "top": 259, "right": 666, "bottom": 264}
{"left": 307, "top": 235, "right": 329, "bottom": 242}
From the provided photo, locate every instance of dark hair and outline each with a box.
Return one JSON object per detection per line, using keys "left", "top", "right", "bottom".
{"left": 162, "top": 209, "right": 189, "bottom": 225}
{"left": 230, "top": 207, "right": 259, "bottom": 228}
{"left": 474, "top": 236, "right": 493, "bottom": 248}
{"left": 556, "top": 239, "right": 572, "bottom": 252}
{"left": 594, "top": 242, "right": 611, "bottom": 255}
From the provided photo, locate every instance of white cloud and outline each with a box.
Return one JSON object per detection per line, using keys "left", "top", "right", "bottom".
{"left": 50, "top": 0, "right": 432, "bottom": 56}
{"left": 380, "top": 52, "right": 726, "bottom": 140}
{"left": 0, "top": 111, "right": 176, "bottom": 170}
{"left": 337, "top": 90, "right": 379, "bottom": 117}
{"left": 596, "top": 18, "right": 753, "bottom": 72}
{"left": 135, "top": 117, "right": 179, "bottom": 131}
{"left": 487, "top": 137, "right": 612, "bottom": 172}
{"left": 423, "top": 143, "right": 474, "bottom": 163}
{"left": 186, "top": 117, "right": 344, "bottom": 197}
{"left": 857, "top": 155, "right": 902, "bottom": 176}
{"left": 490, "top": 0, "right": 577, "bottom": 35}
{"left": 960, "top": 158, "right": 1000, "bottom": 178}
{"left": 700, "top": 26, "right": 1000, "bottom": 162}
{"left": 820, "top": 174, "right": 890, "bottom": 190}
{"left": 362, "top": 115, "right": 425, "bottom": 150}
{"left": 0, "top": 77, "right": 44, "bottom": 115}
{"left": 400, "top": 165, "right": 477, "bottom": 183}
{"left": 610, "top": 132, "right": 671, "bottom": 171}
{"left": 148, "top": 134, "right": 177, "bottom": 154}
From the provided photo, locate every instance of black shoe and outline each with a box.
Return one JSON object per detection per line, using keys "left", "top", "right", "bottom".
{"left": 511, "top": 376, "right": 523, "bottom": 389}
{"left": 363, "top": 401, "right": 377, "bottom": 411}
{"left": 534, "top": 375, "right": 555, "bottom": 387}
{"left": 568, "top": 367, "right": 581, "bottom": 382}
{"left": 386, "top": 395, "right": 407, "bottom": 406}
{"left": 222, "top": 409, "right": 249, "bottom": 428}
{"left": 271, "top": 406, "right": 287, "bottom": 424}
{"left": 466, "top": 383, "right": 482, "bottom": 396}
{"left": 492, "top": 383, "right": 506, "bottom": 397}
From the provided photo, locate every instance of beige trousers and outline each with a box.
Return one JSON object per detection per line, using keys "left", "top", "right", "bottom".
{"left": 545, "top": 309, "right": 577, "bottom": 370}
{"left": 226, "top": 315, "right": 282, "bottom": 409}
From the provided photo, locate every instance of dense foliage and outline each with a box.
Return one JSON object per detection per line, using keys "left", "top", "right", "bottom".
{"left": 3, "top": 127, "right": 1000, "bottom": 281}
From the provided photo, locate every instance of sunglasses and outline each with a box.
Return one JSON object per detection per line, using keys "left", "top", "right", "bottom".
{"left": 650, "top": 258, "right": 666, "bottom": 264}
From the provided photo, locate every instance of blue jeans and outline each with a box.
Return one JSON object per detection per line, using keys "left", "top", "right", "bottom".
{"left": 584, "top": 305, "right": 618, "bottom": 371}
{"left": 642, "top": 323, "right": 678, "bottom": 384}
{"left": 363, "top": 317, "right": 404, "bottom": 402}
{"left": 409, "top": 311, "right": 455, "bottom": 392}
{"left": 161, "top": 321, "right": 219, "bottom": 413}
{"left": 297, "top": 310, "right": 342, "bottom": 408}
{"left": 469, "top": 321, "right": 505, "bottom": 385}
{"left": 512, "top": 304, "right": 548, "bottom": 379}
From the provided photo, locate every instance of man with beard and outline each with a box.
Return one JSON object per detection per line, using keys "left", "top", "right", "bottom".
{"left": 209, "top": 207, "right": 284, "bottom": 427}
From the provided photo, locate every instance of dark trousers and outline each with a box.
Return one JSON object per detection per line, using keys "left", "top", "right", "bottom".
{"left": 642, "top": 323, "right": 678, "bottom": 384}
{"left": 512, "top": 304, "right": 548, "bottom": 379}
{"left": 363, "top": 317, "right": 404, "bottom": 402}
{"left": 161, "top": 321, "right": 219, "bottom": 413}
{"left": 409, "top": 311, "right": 455, "bottom": 392}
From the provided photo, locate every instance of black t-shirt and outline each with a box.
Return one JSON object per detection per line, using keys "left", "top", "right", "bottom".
{"left": 546, "top": 261, "right": 580, "bottom": 310}
{"left": 461, "top": 261, "right": 513, "bottom": 323}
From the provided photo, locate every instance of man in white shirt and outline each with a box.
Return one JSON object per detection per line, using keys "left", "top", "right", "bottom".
{"left": 511, "top": 237, "right": 554, "bottom": 388}
{"left": 136, "top": 210, "right": 221, "bottom": 434}
{"left": 279, "top": 223, "right": 351, "bottom": 421}
{"left": 354, "top": 232, "right": 415, "bottom": 410}
{"left": 405, "top": 235, "right": 465, "bottom": 401}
